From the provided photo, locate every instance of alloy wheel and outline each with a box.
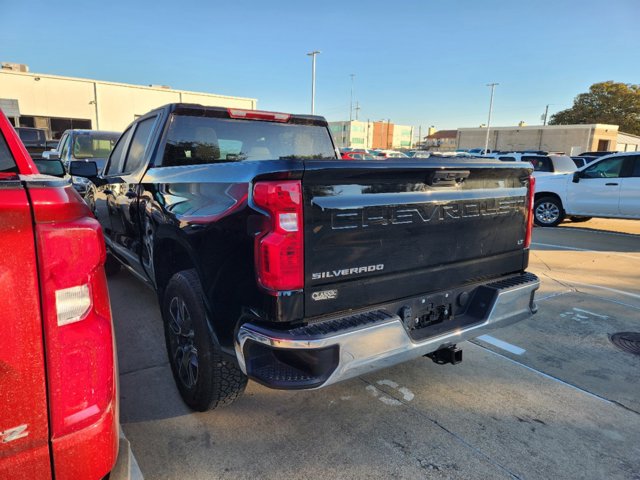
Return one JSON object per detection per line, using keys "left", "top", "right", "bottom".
{"left": 168, "top": 296, "right": 198, "bottom": 389}
{"left": 535, "top": 202, "right": 560, "bottom": 225}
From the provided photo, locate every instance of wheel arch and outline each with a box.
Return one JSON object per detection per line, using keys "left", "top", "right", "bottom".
{"left": 153, "top": 234, "right": 199, "bottom": 298}
{"left": 534, "top": 191, "right": 564, "bottom": 209}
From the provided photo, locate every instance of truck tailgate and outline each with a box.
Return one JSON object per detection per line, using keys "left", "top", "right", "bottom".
{"left": 303, "top": 159, "right": 533, "bottom": 317}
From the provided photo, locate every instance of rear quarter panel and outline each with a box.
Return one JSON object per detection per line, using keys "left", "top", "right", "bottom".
{"left": 138, "top": 159, "right": 306, "bottom": 348}
{"left": 0, "top": 186, "right": 51, "bottom": 480}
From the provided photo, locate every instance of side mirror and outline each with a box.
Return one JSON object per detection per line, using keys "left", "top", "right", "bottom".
{"left": 42, "top": 150, "right": 60, "bottom": 160}
{"left": 34, "top": 159, "right": 65, "bottom": 178}
{"left": 69, "top": 160, "right": 98, "bottom": 178}
{"left": 572, "top": 171, "right": 581, "bottom": 183}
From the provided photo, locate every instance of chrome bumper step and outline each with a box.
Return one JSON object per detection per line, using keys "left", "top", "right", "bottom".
{"left": 236, "top": 273, "right": 540, "bottom": 390}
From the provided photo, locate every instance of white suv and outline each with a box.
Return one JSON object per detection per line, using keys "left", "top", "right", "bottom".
{"left": 487, "top": 153, "right": 577, "bottom": 177}
{"left": 533, "top": 152, "right": 640, "bottom": 226}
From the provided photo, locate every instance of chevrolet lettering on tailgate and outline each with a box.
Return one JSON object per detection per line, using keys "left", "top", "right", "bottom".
{"left": 331, "top": 197, "right": 526, "bottom": 230}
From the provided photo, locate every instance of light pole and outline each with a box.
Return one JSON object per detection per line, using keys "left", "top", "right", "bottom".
{"left": 484, "top": 83, "right": 498, "bottom": 153}
{"left": 542, "top": 104, "right": 552, "bottom": 125}
{"left": 349, "top": 73, "right": 355, "bottom": 121}
{"left": 307, "top": 50, "right": 321, "bottom": 114}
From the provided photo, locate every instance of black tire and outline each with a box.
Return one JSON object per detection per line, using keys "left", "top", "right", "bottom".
{"left": 161, "top": 269, "right": 247, "bottom": 411}
{"left": 104, "top": 253, "right": 121, "bottom": 277}
{"left": 534, "top": 196, "right": 565, "bottom": 227}
{"left": 570, "top": 216, "right": 592, "bottom": 223}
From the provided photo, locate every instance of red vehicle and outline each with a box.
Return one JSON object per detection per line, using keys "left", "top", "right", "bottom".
{"left": 0, "top": 109, "right": 120, "bottom": 480}
{"left": 341, "top": 149, "right": 376, "bottom": 160}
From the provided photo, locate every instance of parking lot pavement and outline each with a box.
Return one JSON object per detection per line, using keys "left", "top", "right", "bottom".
{"left": 112, "top": 220, "right": 640, "bottom": 480}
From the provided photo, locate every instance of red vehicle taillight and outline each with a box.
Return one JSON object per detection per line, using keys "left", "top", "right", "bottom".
{"left": 253, "top": 180, "right": 304, "bottom": 292}
{"left": 525, "top": 175, "right": 536, "bottom": 248}
{"left": 31, "top": 186, "right": 115, "bottom": 438}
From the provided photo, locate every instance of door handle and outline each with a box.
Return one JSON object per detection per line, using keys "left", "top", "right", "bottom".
{"left": 605, "top": 183, "right": 619, "bottom": 186}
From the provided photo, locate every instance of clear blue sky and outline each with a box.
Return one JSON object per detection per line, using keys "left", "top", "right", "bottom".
{"left": 2, "top": 0, "right": 638, "bottom": 130}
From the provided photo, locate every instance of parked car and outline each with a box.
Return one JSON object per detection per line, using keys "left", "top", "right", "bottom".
{"left": 406, "top": 150, "right": 431, "bottom": 158}
{"left": 43, "top": 129, "right": 120, "bottom": 194}
{"left": 14, "top": 126, "right": 58, "bottom": 160}
{"left": 341, "top": 149, "right": 374, "bottom": 160}
{"left": 491, "top": 153, "right": 576, "bottom": 176}
{"left": 571, "top": 156, "right": 597, "bottom": 168}
{"left": 534, "top": 152, "right": 640, "bottom": 226}
{"left": 342, "top": 152, "right": 378, "bottom": 160}
{"left": 374, "top": 149, "right": 409, "bottom": 158}
{"left": 467, "top": 148, "right": 493, "bottom": 155}
{"left": 0, "top": 109, "right": 129, "bottom": 479}
{"left": 74, "top": 103, "right": 539, "bottom": 412}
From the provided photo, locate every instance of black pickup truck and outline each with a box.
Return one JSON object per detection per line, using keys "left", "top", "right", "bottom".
{"left": 14, "top": 127, "right": 58, "bottom": 160}
{"left": 74, "top": 104, "right": 539, "bottom": 411}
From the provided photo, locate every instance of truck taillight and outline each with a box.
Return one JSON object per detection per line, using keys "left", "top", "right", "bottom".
{"left": 525, "top": 175, "right": 535, "bottom": 248}
{"left": 32, "top": 189, "right": 116, "bottom": 439}
{"left": 253, "top": 180, "right": 304, "bottom": 292}
{"left": 227, "top": 108, "right": 291, "bottom": 122}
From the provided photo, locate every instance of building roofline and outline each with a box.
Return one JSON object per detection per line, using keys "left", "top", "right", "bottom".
{"left": 458, "top": 124, "right": 619, "bottom": 131}
{"left": 457, "top": 124, "right": 619, "bottom": 131}
{"left": 0, "top": 68, "right": 256, "bottom": 103}
{"left": 619, "top": 131, "right": 640, "bottom": 140}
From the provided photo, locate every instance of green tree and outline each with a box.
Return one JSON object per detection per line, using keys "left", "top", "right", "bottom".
{"left": 549, "top": 81, "right": 640, "bottom": 135}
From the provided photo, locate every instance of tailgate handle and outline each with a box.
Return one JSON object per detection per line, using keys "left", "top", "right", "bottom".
{"left": 427, "top": 170, "right": 470, "bottom": 187}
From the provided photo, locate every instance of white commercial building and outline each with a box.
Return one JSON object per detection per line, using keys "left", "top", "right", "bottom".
{"left": 328, "top": 120, "right": 414, "bottom": 150}
{"left": 0, "top": 63, "right": 257, "bottom": 138}
{"left": 457, "top": 124, "right": 623, "bottom": 156}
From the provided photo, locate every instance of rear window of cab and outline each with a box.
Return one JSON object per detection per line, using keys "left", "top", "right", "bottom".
{"left": 161, "top": 115, "right": 336, "bottom": 167}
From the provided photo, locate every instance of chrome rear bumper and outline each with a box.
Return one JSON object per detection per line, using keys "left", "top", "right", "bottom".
{"left": 235, "top": 273, "right": 539, "bottom": 389}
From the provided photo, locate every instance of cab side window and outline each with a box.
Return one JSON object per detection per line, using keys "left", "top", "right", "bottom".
{"left": 105, "top": 127, "right": 133, "bottom": 176}
{"left": 59, "top": 134, "right": 70, "bottom": 162}
{"left": 123, "top": 116, "right": 157, "bottom": 174}
{"left": 583, "top": 157, "right": 625, "bottom": 179}
{"left": 629, "top": 156, "right": 640, "bottom": 177}
{"left": 523, "top": 156, "right": 552, "bottom": 172}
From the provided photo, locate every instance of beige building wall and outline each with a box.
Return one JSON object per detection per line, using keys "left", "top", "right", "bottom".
{"left": 590, "top": 126, "right": 619, "bottom": 151}
{"left": 0, "top": 72, "right": 97, "bottom": 123}
{"left": 457, "top": 124, "right": 619, "bottom": 155}
{"left": 392, "top": 125, "right": 413, "bottom": 149}
{"left": 0, "top": 69, "right": 256, "bottom": 133}
{"left": 328, "top": 120, "right": 375, "bottom": 149}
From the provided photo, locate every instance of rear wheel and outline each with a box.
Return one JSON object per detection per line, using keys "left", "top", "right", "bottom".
{"left": 534, "top": 196, "right": 565, "bottom": 227}
{"left": 162, "top": 269, "right": 247, "bottom": 411}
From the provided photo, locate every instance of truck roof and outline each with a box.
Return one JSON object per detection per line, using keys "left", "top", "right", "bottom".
{"left": 64, "top": 129, "right": 121, "bottom": 135}
{"left": 149, "top": 103, "right": 329, "bottom": 126}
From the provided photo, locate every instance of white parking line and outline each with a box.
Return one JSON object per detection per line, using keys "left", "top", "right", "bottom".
{"left": 536, "top": 290, "right": 573, "bottom": 302}
{"left": 557, "top": 228, "right": 640, "bottom": 239}
{"left": 572, "top": 307, "right": 608, "bottom": 319}
{"left": 476, "top": 335, "right": 526, "bottom": 355}
{"left": 531, "top": 242, "right": 640, "bottom": 261}
{"left": 570, "top": 280, "right": 640, "bottom": 301}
